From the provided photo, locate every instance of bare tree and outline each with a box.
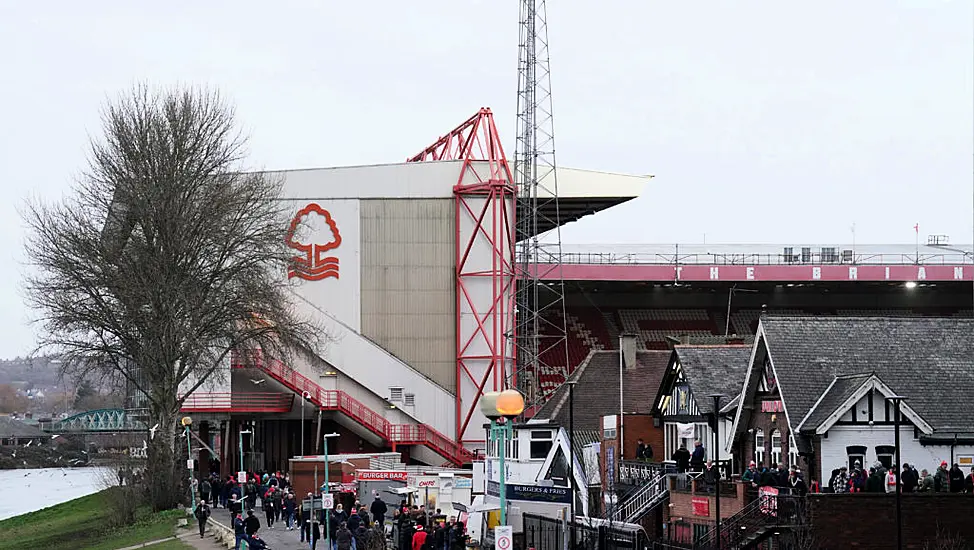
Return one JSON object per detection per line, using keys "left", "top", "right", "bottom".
{"left": 23, "top": 85, "right": 319, "bottom": 510}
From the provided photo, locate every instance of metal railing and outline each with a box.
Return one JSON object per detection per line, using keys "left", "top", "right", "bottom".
{"left": 523, "top": 513, "right": 649, "bottom": 550}
{"left": 180, "top": 392, "right": 295, "bottom": 413}
{"left": 536, "top": 247, "right": 972, "bottom": 267}
{"left": 230, "top": 349, "right": 473, "bottom": 465}
{"left": 609, "top": 472, "right": 669, "bottom": 523}
{"left": 618, "top": 460, "right": 665, "bottom": 485}
{"left": 692, "top": 492, "right": 802, "bottom": 549}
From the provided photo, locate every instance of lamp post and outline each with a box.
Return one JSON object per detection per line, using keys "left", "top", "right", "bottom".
{"left": 886, "top": 395, "right": 907, "bottom": 550}
{"left": 237, "top": 430, "right": 251, "bottom": 502}
{"left": 708, "top": 394, "right": 725, "bottom": 550}
{"left": 323, "top": 432, "right": 340, "bottom": 549}
{"left": 182, "top": 416, "right": 195, "bottom": 510}
{"left": 301, "top": 391, "right": 311, "bottom": 456}
{"left": 481, "top": 389, "right": 525, "bottom": 526}
{"left": 567, "top": 381, "right": 576, "bottom": 550}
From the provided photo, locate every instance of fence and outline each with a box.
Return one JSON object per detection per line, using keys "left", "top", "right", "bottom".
{"left": 522, "top": 513, "right": 647, "bottom": 550}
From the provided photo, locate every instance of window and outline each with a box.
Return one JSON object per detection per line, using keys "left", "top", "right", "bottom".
{"left": 875, "top": 445, "right": 895, "bottom": 470}
{"left": 770, "top": 429, "right": 782, "bottom": 466}
{"left": 485, "top": 429, "right": 518, "bottom": 459}
{"left": 846, "top": 445, "right": 866, "bottom": 471}
{"left": 754, "top": 429, "right": 765, "bottom": 466}
{"left": 788, "top": 434, "right": 798, "bottom": 469}
{"left": 509, "top": 430, "right": 519, "bottom": 459}
{"left": 530, "top": 430, "right": 553, "bottom": 459}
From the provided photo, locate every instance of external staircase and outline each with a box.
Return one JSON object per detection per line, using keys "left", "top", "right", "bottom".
{"left": 693, "top": 491, "right": 801, "bottom": 549}
{"left": 607, "top": 469, "right": 670, "bottom": 523}
{"left": 230, "top": 350, "right": 473, "bottom": 467}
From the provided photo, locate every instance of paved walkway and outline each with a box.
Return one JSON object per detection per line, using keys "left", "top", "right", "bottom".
{"left": 114, "top": 531, "right": 197, "bottom": 550}
{"left": 249, "top": 523, "right": 311, "bottom": 550}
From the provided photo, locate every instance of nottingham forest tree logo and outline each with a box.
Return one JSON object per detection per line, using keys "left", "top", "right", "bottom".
{"left": 286, "top": 203, "right": 342, "bottom": 280}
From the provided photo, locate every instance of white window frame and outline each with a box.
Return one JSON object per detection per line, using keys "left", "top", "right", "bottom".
{"left": 770, "top": 429, "right": 782, "bottom": 466}
{"left": 788, "top": 434, "right": 798, "bottom": 468}
{"left": 754, "top": 428, "right": 766, "bottom": 466}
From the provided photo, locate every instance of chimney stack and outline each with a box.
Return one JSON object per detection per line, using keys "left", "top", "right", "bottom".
{"left": 620, "top": 333, "right": 638, "bottom": 370}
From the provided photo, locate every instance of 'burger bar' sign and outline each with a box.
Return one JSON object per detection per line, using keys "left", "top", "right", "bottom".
{"left": 356, "top": 470, "right": 408, "bottom": 481}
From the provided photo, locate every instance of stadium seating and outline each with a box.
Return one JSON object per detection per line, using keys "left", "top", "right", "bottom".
{"left": 533, "top": 306, "right": 973, "bottom": 397}
{"left": 618, "top": 309, "right": 721, "bottom": 349}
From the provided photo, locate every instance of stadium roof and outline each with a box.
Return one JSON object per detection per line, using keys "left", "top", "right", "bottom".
{"left": 272, "top": 161, "right": 647, "bottom": 236}
{"left": 556, "top": 242, "right": 973, "bottom": 264}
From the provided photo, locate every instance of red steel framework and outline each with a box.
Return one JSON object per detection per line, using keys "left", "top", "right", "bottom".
{"left": 408, "top": 108, "right": 517, "bottom": 446}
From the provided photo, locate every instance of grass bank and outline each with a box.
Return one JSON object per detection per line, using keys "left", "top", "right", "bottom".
{"left": 0, "top": 488, "right": 192, "bottom": 550}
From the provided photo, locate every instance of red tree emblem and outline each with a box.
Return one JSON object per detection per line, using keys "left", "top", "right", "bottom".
{"left": 286, "top": 203, "right": 342, "bottom": 280}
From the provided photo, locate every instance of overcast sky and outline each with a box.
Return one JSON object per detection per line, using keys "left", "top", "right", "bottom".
{"left": 0, "top": 1, "right": 971, "bottom": 358}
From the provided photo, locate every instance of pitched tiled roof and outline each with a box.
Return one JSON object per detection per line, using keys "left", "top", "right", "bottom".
{"left": 673, "top": 345, "right": 752, "bottom": 413}
{"left": 0, "top": 416, "right": 46, "bottom": 438}
{"left": 535, "top": 350, "right": 670, "bottom": 431}
{"left": 798, "top": 373, "right": 872, "bottom": 431}
{"left": 761, "top": 316, "right": 974, "bottom": 434}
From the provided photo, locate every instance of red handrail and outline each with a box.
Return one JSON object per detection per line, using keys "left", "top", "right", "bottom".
{"left": 230, "top": 349, "right": 472, "bottom": 465}
{"left": 181, "top": 392, "right": 295, "bottom": 413}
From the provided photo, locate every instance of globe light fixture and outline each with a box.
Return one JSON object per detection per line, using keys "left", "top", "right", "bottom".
{"left": 480, "top": 391, "right": 502, "bottom": 420}
{"left": 496, "top": 389, "right": 525, "bottom": 419}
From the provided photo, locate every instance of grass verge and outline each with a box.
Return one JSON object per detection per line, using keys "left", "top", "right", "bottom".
{"left": 0, "top": 488, "right": 191, "bottom": 550}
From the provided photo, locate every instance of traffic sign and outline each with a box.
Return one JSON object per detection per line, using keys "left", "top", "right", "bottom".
{"left": 237, "top": 471, "right": 247, "bottom": 484}
{"left": 495, "top": 526, "right": 513, "bottom": 550}
{"left": 322, "top": 493, "right": 334, "bottom": 509}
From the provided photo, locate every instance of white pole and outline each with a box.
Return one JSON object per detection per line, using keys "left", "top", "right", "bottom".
{"left": 618, "top": 334, "right": 624, "bottom": 459}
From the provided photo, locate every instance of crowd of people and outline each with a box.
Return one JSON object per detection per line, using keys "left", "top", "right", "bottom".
{"left": 189, "top": 470, "right": 469, "bottom": 550}
{"left": 392, "top": 502, "right": 468, "bottom": 550}
{"left": 192, "top": 470, "right": 298, "bottom": 549}
{"left": 825, "top": 460, "right": 974, "bottom": 494}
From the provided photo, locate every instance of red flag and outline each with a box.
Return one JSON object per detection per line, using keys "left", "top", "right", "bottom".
{"left": 914, "top": 223, "right": 919, "bottom": 234}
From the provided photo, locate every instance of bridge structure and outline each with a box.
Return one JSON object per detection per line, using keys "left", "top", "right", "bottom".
{"left": 39, "top": 408, "right": 146, "bottom": 434}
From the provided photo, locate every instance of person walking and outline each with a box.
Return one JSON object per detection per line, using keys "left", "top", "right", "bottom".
{"left": 370, "top": 494, "right": 388, "bottom": 527}
{"left": 194, "top": 500, "right": 211, "bottom": 538}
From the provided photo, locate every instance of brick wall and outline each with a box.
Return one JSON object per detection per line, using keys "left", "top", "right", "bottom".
{"left": 739, "top": 399, "right": 813, "bottom": 478}
{"left": 623, "top": 414, "right": 664, "bottom": 461}
{"left": 667, "top": 480, "right": 746, "bottom": 522}
{"left": 598, "top": 414, "right": 664, "bottom": 488}
{"left": 809, "top": 493, "right": 974, "bottom": 549}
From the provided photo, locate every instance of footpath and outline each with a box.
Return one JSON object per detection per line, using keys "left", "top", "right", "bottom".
{"left": 199, "top": 512, "right": 310, "bottom": 550}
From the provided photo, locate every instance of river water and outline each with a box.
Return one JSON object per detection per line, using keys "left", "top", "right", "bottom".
{"left": 0, "top": 467, "right": 112, "bottom": 521}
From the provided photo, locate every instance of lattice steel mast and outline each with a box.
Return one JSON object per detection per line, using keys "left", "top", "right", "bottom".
{"left": 512, "top": 0, "right": 570, "bottom": 408}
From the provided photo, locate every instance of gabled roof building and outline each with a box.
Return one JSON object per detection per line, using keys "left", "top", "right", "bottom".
{"left": 730, "top": 316, "right": 974, "bottom": 484}
{"left": 651, "top": 345, "right": 752, "bottom": 469}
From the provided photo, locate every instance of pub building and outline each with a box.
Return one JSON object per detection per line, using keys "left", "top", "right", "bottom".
{"left": 730, "top": 315, "right": 974, "bottom": 485}
{"left": 651, "top": 344, "right": 752, "bottom": 475}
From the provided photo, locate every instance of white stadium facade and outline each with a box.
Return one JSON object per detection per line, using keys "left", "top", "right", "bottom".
{"left": 179, "top": 108, "right": 646, "bottom": 471}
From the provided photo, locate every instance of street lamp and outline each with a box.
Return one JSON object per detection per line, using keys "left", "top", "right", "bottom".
{"left": 301, "top": 391, "right": 312, "bottom": 456}
{"left": 320, "top": 432, "right": 340, "bottom": 549}
{"left": 181, "top": 416, "right": 195, "bottom": 510}
{"left": 237, "top": 430, "right": 253, "bottom": 499}
{"left": 708, "top": 394, "right": 725, "bottom": 550}
{"left": 481, "top": 389, "right": 525, "bottom": 526}
{"left": 886, "top": 395, "right": 907, "bottom": 550}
